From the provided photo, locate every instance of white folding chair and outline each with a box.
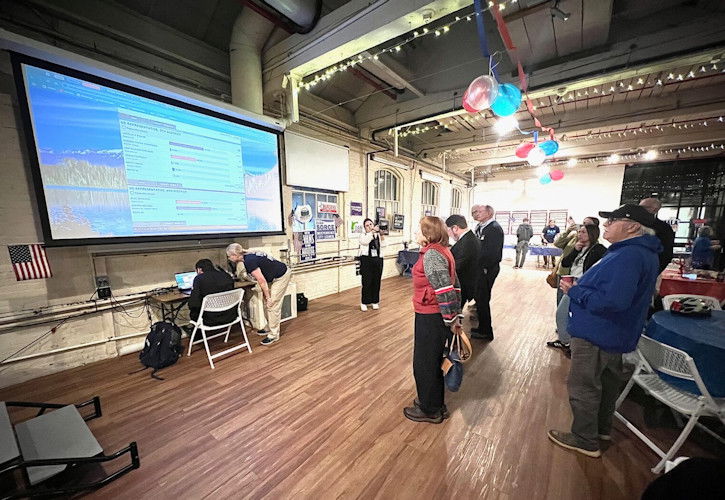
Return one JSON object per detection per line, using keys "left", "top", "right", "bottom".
{"left": 614, "top": 335, "right": 725, "bottom": 473}
{"left": 187, "top": 289, "right": 251, "bottom": 369}
{"left": 662, "top": 294, "right": 722, "bottom": 311}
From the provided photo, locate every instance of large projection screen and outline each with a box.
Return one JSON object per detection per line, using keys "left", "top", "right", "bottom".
{"left": 12, "top": 54, "right": 284, "bottom": 246}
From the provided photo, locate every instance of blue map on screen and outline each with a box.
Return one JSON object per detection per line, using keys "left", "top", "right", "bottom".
{"left": 20, "top": 63, "right": 283, "bottom": 240}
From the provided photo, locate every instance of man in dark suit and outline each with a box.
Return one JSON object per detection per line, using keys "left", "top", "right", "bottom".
{"left": 639, "top": 197, "right": 674, "bottom": 274}
{"left": 471, "top": 204, "right": 504, "bottom": 341}
{"left": 187, "top": 258, "right": 237, "bottom": 326}
{"left": 445, "top": 214, "right": 480, "bottom": 307}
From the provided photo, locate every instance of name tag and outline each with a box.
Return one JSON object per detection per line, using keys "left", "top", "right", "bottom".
{"left": 370, "top": 249, "right": 378, "bottom": 258}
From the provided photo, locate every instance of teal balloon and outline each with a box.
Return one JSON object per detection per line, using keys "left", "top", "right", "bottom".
{"left": 539, "top": 140, "right": 559, "bottom": 156}
{"left": 539, "top": 174, "right": 552, "bottom": 185}
{"left": 491, "top": 83, "right": 522, "bottom": 117}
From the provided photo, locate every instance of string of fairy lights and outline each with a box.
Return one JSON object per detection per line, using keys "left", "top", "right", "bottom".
{"left": 483, "top": 143, "right": 725, "bottom": 175}
{"left": 300, "top": 0, "right": 522, "bottom": 91}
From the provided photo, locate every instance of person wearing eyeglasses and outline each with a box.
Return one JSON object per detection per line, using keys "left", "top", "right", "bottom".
{"left": 547, "top": 204, "right": 661, "bottom": 459}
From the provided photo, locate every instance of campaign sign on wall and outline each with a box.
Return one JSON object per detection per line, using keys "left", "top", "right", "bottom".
{"left": 393, "top": 214, "right": 405, "bottom": 230}
{"left": 350, "top": 202, "right": 363, "bottom": 216}
{"left": 315, "top": 218, "right": 337, "bottom": 240}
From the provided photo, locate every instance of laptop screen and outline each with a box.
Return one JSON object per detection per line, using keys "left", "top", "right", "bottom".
{"left": 175, "top": 272, "right": 197, "bottom": 291}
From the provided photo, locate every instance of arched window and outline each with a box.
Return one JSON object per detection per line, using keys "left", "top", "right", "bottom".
{"left": 421, "top": 181, "right": 439, "bottom": 216}
{"left": 374, "top": 169, "right": 400, "bottom": 223}
{"left": 451, "top": 188, "right": 463, "bottom": 215}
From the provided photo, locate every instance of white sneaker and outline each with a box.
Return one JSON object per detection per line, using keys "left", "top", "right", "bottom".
{"left": 360, "top": 304, "right": 368, "bottom": 311}
{"left": 371, "top": 303, "right": 379, "bottom": 310}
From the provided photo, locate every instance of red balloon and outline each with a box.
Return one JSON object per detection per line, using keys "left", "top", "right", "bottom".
{"left": 550, "top": 169, "right": 565, "bottom": 181}
{"left": 515, "top": 142, "right": 536, "bottom": 158}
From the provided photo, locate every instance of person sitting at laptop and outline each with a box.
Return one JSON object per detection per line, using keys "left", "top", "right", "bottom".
{"left": 187, "top": 259, "right": 236, "bottom": 327}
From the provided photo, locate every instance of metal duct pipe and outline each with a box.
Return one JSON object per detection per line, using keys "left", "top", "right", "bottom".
{"left": 230, "top": 8, "right": 276, "bottom": 114}
{"left": 259, "top": 0, "right": 321, "bottom": 34}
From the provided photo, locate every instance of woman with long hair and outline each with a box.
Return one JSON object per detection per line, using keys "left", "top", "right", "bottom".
{"left": 404, "top": 216, "right": 463, "bottom": 424}
{"left": 546, "top": 223, "right": 607, "bottom": 353}
{"left": 358, "top": 218, "right": 384, "bottom": 311}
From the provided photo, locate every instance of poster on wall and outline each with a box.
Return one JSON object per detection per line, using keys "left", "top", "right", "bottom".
{"left": 349, "top": 218, "right": 363, "bottom": 236}
{"left": 315, "top": 218, "right": 337, "bottom": 240}
{"left": 317, "top": 201, "right": 338, "bottom": 215}
{"left": 375, "top": 207, "right": 386, "bottom": 221}
{"left": 350, "top": 202, "right": 363, "bottom": 216}
{"left": 393, "top": 214, "right": 405, "bottom": 230}
{"left": 293, "top": 230, "right": 317, "bottom": 262}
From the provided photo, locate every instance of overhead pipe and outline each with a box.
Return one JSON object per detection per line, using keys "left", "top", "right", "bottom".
{"left": 230, "top": 7, "right": 277, "bottom": 114}
{"left": 257, "top": 0, "right": 322, "bottom": 34}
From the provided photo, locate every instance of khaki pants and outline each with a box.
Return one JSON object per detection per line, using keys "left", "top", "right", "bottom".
{"left": 264, "top": 269, "right": 292, "bottom": 340}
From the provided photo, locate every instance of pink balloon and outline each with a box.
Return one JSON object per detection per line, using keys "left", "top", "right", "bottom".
{"left": 462, "top": 88, "right": 478, "bottom": 113}
{"left": 550, "top": 169, "right": 565, "bottom": 181}
{"left": 515, "top": 142, "right": 536, "bottom": 158}
{"left": 463, "top": 75, "right": 499, "bottom": 112}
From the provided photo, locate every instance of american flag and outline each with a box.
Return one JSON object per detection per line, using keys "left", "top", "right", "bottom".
{"left": 8, "top": 244, "right": 52, "bottom": 281}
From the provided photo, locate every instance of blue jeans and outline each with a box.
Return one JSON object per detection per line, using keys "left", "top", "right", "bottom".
{"left": 556, "top": 295, "right": 571, "bottom": 344}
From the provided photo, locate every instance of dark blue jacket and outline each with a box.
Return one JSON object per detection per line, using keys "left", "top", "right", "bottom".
{"left": 568, "top": 235, "right": 662, "bottom": 353}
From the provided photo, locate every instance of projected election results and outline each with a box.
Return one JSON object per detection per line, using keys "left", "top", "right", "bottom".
{"left": 17, "top": 60, "right": 283, "bottom": 243}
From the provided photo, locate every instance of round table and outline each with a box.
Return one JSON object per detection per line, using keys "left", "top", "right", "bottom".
{"left": 659, "top": 272, "right": 725, "bottom": 303}
{"left": 646, "top": 310, "right": 725, "bottom": 397}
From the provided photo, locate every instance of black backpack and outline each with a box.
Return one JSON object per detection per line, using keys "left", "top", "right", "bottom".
{"left": 139, "top": 321, "right": 182, "bottom": 380}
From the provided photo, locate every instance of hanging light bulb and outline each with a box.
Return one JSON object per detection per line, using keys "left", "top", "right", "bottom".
{"left": 535, "top": 165, "right": 550, "bottom": 177}
{"left": 567, "top": 158, "right": 578, "bottom": 168}
{"left": 493, "top": 116, "right": 519, "bottom": 135}
{"left": 607, "top": 153, "right": 620, "bottom": 164}
{"left": 644, "top": 150, "right": 658, "bottom": 161}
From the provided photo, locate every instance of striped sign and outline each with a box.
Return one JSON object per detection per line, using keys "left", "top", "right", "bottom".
{"left": 7, "top": 244, "right": 52, "bottom": 281}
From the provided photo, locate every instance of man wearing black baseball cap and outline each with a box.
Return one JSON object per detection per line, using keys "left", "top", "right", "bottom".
{"left": 548, "top": 204, "right": 662, "bottom": 458}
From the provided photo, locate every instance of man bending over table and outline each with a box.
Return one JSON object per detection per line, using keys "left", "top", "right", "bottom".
{"left": 226, "top": 243, "right": 292, "bottom": 346}
{"left": 548, "top": 204, "right": 661, "bottom": 458}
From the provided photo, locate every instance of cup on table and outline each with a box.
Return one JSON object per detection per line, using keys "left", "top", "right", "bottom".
{"left": 560, "top": 275, "right": 576, "bottom": 286}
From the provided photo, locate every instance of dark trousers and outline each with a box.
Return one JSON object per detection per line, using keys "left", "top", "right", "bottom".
{"left": 460, "top": 281, "right": 476, "bottom": 307}
{"left": 568, "top": 337, "right": 632, "bottom": 448}
{"left": 413, "top": 312, "right": 452, "bottom": 414}
{"left": 359, "top": 255, "right": 383, "bottom": 304}
{"left": 474, "top": 264, "right": 499, "bottom": 337}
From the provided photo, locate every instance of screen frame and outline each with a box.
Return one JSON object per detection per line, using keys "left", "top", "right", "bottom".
{"left": 11, "top": 52, "right": 286, "bottom": 247}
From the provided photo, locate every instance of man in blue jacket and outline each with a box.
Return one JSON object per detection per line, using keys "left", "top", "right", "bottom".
{"left": 548, "top": 204, "right": 662, "bottom": 458}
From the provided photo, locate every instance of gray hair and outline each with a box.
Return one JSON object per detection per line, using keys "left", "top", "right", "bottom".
{"left": 225, "top": 243, "right": 246, "bottom": 257}
{"left": 628, "top": 221, "right": 656, "bottom": 237}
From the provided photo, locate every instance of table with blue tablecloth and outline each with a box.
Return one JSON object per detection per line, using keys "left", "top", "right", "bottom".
{"left": 526, "top": 245, "right": 562, "bottom": 268}
{"left": 397, "top": 250, "right": 420, "bottom": 276}
{"left": 646, "top": 310, "right": 725, "bottom": 397}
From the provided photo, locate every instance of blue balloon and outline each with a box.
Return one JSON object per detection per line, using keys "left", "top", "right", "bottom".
{"left": 539, "top": 174, "right": 552, "bottom": 185}
{"left": 539, "top": 140, "right": 560, "bottom": 156}
{"left": 491, "top": 83, "right": 522, "bottom": 117}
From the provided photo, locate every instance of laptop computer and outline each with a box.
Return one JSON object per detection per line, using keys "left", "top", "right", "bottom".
{"left": 174, "top": 271, "right": 196, "bottom": 295}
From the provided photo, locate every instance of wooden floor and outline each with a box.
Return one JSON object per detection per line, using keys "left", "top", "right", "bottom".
{"left": 2, "top": 264, "right": 723, "bottom": 499}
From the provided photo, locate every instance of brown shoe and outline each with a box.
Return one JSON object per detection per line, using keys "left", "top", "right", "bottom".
{"left": 403, "top": 406, "right": 444, "bottom": 424}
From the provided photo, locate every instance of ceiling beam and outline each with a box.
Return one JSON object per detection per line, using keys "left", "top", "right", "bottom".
{"left": 416, "top": 81, "right": 725, "bottom": 158}
{"left": 262, "top": 0, "right": 473, "bottom": 84}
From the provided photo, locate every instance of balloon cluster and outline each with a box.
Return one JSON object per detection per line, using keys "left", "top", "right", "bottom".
{"left": 462, "top": 76, "right": 522, "bottom": 117}
{"left": 515, "top": 139, "right": 563, "bottom": 183}
{"left": 462, "top": 74, "right": 561, "bottom": 184}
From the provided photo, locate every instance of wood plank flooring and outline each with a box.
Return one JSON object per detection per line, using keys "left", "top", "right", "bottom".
{"left": 2, "top": 265, "right": 723, "bottom": 499}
